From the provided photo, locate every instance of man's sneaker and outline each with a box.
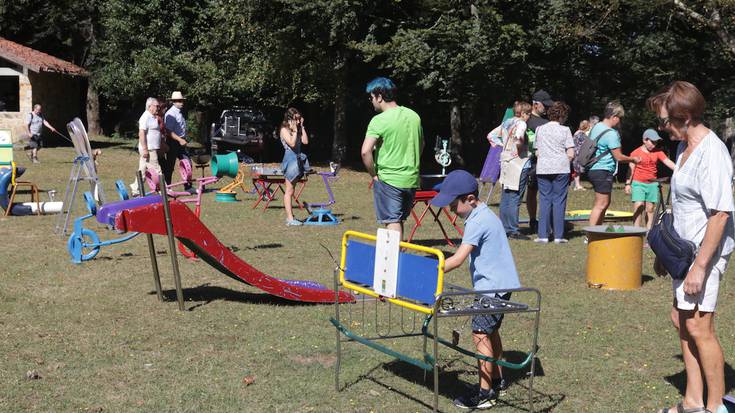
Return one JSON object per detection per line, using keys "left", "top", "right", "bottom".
{"left": 553, "top": 238, "right": 569, "bottom": 244}
{"left": 533, "top": 237, "right": 549, "bottom": 243}
{"left": 453, "top": 389, "right": 497, "bottom": 410}
{"left": 492, "top": 378, "right": 508, "bottom": 396}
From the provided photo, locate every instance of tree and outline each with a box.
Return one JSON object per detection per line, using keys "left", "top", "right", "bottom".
{"left": 355, "top": 1, "right": 528, "bottom": 165}
{"left": 673, "top": 0, "right": 735, "bottom": 59}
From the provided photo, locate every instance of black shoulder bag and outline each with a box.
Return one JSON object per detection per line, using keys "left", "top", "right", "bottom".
{"left": 647, "top": 187, "right": 698, "bottom": 279}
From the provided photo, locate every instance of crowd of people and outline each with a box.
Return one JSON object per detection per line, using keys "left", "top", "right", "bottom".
{"left": 360, "top": 78, "right": 732, "bottom": 413}
{"left": 120, "top": 78, "right": 730, "bottom": 413}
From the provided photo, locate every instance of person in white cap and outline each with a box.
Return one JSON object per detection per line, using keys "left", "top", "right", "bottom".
{"left": 163, "top": 91, "right": 191, "bottom": 190}
{"left": 624, "top": 128, "right": 675, "bottom": 228}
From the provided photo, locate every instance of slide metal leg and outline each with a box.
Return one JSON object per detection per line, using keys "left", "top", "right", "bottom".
{"left": 159, "top": 173, "right": 184, "bottom": 311}
{"left": 138, "top": 171, "right": 163, "bottom": 302}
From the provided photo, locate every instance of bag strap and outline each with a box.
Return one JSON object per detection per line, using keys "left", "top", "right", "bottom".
{"left": 585, "top": 129, "right": 613, "bottom": 165}
{"left": 652, "top": 183, "right": 672, "bottom": 224}
{"left": 501, "top": 122, "right": 517, "bottom": 153}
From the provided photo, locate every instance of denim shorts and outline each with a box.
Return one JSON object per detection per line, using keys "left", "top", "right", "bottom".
{"left": 588, "top": 170, "right": 614, "bottom": 194}
{"left": 281, "top": 150, "right": 309, "bottom": 182}
{"left": 471, "top": 293, "right": 511, "bottom": 334}
{"left": 372, "top": 179, "right": 415, "bottom": 224}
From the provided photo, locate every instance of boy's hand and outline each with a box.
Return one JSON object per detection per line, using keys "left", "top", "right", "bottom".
{"left": 624, "top": 184, "right": 631, "bottom": 194}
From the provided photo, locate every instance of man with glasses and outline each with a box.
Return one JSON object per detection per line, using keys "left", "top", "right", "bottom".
{"left": 361, "top": 77, "right": 423, "bottom": 238}
{"left": 131, "top": 97, "right": 163, "bottom": 195}
{"left": 587, "top": 101, "right": 640, "bottom": 227}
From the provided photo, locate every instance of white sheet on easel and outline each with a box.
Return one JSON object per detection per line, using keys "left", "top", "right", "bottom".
{"left": 373, "top": 228, "right": 400, "bottom": 298}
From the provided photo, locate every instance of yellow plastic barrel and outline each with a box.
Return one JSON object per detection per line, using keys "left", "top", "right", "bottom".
{"left": 585, "top": 225, "right": 647, "bottom": 291}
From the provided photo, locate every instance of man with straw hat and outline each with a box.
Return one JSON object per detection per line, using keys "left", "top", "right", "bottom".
{"left": 163, "top": 91, "right": 192, "bottom": 190}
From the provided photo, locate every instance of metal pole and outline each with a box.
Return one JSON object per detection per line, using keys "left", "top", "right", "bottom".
{"left": 159, "top": 173, "right": 185, "bottom": 311}
{"left": 334, "top": 266, "right": 341, "bottom": 392}
{"left": 433, "top": 313, "right": 439, "bottom": 413}
{"left": 137, "top": 171, "right": 163, "bottom": 302}
{"left": 528, "top": 293, "right": 541, "bottom": 413}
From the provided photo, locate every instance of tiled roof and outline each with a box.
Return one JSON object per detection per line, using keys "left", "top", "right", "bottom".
{"left": 0, "top": 37, "right": 88, "bottom": 76}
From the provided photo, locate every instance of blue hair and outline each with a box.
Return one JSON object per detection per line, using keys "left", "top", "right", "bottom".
{"left": 365, "top": 77, "right": 397, "bottom": 102}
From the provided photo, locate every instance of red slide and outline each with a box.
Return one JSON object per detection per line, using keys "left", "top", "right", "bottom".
{"left": 114, "top": 200, "right": 354, "bottom": 303}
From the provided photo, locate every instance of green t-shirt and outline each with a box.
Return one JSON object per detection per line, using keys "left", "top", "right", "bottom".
{"left": 365, "top": 106, "right": 423, "bottom": 188}
{"left": 588, "top": 122, "right": 621, "bottom": 173}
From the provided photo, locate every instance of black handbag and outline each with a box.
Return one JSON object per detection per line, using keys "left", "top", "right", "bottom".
{"left": 647, "top": 187, "right": 698, "bottom": 279}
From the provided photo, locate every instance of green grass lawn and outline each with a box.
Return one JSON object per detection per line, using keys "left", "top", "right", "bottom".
{"left": 1, "top": 138, "right": 733, "bottom": 412}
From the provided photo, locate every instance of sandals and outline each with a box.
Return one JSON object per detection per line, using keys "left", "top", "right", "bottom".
{"left": 657, "top": 401, "right": 708, "bottom": 413}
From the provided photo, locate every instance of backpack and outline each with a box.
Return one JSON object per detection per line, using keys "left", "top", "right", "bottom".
{"left": 576, "top": 129, "right": 612, "bottom": 173}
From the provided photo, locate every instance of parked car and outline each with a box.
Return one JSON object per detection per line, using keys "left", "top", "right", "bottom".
{"left": 209, "top": 108, "right": 270, "bottom": 159}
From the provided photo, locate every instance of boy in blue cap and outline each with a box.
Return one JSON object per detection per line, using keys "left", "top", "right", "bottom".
{"left": 624, "top": 128, "right": 675, "bottom": 229}
{"left": 431, "top": 169, "right": 521, "bottom": 409}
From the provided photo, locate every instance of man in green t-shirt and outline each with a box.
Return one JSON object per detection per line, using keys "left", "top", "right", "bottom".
{"left": 361, "top": 77, "right": 423, "bottom": 238}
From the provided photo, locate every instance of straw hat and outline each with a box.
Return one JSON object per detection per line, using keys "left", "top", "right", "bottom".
{"left": 170, "top": 91, "right": 186, "bottom": 101}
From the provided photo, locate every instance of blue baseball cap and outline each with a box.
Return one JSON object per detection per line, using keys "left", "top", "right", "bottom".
{"left": 430, "top": 170, "right": 478, "bottom": 207}
{"left": 643, "top": 128, "right": 662, "bottom": 141}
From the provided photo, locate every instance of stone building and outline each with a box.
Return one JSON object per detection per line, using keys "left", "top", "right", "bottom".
{"left": 0, "top": 37, "right": 87, "bottom": 143}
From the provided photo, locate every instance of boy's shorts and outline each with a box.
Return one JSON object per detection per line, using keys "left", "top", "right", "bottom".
{"left": 471, "top": 293, "right": 512, "bottom": 334}
{"left": 587, "top": 170, "right": 614, "bottom": 194}
{"left": 372, "top": 179, "right": 415, "bottom": 224}
{"left": 631, "top": 181, "right": 659, "bottom": 203}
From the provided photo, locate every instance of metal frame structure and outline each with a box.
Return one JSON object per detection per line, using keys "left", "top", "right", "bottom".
{"left": 330, "top": 230, "right": 541, "bottom": 412}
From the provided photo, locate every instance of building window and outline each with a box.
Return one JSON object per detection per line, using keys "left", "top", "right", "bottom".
{"left": 0, "top": 76, "right": 20, "bottom": 112}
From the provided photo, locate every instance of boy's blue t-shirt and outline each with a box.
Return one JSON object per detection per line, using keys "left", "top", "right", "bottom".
{"left": 588, "top": 122, "right": 621, "bottom": 173}
{"left": 462, "top": 203, "right": 521, "bottom": 292}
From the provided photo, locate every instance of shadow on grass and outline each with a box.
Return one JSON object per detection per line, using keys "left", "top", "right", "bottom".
{"left": 156, "top": 283, "right": 326, "bottom": 311}
{"left": 340, "top": 354, "right": 563, "bottom": 412}
{"left": 228, "top": 243, "right": 283, "bottom": 253}
{"left": 409, "top": 238, "right": 461, "bottom": 249}
{"left": 664, "top": 357, "right": 735, "bottom": 396}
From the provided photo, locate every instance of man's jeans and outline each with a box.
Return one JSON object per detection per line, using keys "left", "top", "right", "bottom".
{"left": 499, "top": 166, "right": 530, "bottom": 235}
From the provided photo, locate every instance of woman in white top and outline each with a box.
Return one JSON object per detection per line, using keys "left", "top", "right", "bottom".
{"left": 534, "top": 101, "right": 574, "bottom": 243}
{"left": 649, "top": 81, "right": 733, "bottom": 413}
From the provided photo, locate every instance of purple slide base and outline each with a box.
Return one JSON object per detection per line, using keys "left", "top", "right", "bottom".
{"left": 96, "top": 195, "right": 162, "bottom": 225}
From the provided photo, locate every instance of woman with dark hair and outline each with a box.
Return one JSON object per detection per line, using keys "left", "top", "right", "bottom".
{"left": 279, "top": 107, "right": 310, "bottom": 226}
{"left": 650, "top": 81, "right": 733, "bottom": 413}
{"left": 533, "top": 101, "right": 574, "bottom": 243}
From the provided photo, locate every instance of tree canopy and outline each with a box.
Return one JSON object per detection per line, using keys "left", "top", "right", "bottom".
{"left": 1, "top": 0, "right": 733, "bottom": 166}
